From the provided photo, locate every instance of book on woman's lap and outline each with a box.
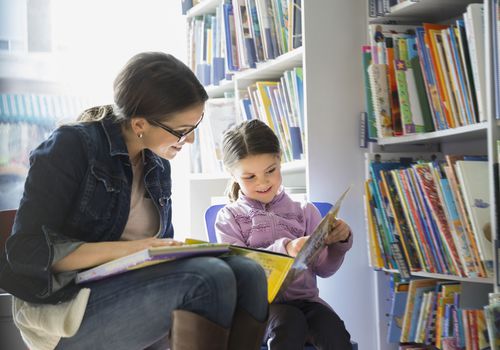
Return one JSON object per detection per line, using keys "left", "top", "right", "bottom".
{"left": 75, "top": 242, "right": 230, "bottom": 284}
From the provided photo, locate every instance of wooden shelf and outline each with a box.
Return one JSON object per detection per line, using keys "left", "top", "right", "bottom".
{"left": 369, "top": 0, "right": 482, "bottom": 24}
{"left": 378, "top": 268, "right": 494, "bottom": 284}
{"left": 377, "top": 122, "right": 487, "bottom": 146}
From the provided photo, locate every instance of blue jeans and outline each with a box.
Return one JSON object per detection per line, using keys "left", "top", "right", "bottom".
{"left": 56, "top": 256, "right": 268, "bottom": 350}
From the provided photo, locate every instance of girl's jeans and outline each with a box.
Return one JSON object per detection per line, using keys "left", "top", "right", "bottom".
{"left": 56, "top": 255, "right": 268, "bottom": 350}
{"left": 265, "top": 300, "right": 352, "bottom": 350}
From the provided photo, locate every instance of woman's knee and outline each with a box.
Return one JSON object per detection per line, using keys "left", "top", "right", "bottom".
{"left": 177, "top": 257, "right": 237, "bottom": 326}
{"left": 224, "top": 256, "right": 267, "bottom": 289}
{"left": 223, "top": 256, "right": 268, "bottom": 319}
{"left": 193, "top": 257, "right": 235, "bottom": 284}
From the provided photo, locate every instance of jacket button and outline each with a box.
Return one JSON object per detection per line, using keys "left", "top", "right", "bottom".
{"left": 159, "top": 197, "right": 165, "bottom": 207}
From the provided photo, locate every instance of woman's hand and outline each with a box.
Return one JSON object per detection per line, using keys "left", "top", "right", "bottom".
{"left": 285, "top": 236, "right": 309, "bottom": 257}
{"left": 116, "top": 237, "right": 183, "bottom": 257}
{"left": 52, "top": 237, "right": 183, "bottom": 273}
{"left": 324, "top": 219, "right": 351, "bottom": 245}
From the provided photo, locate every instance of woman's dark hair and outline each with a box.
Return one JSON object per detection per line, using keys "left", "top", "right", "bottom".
{"left": 78, "top": 52, "right": 208, "bottom": 123}
{"left": 222, "top": 119, "right": 281, "bottom": 202}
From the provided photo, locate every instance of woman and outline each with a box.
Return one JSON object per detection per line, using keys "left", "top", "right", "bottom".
{"left": 0, "top": 52, "right": 268, "bottom": 350}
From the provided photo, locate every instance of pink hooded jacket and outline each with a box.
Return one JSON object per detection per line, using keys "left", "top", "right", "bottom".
{"left": 215, "top": 189, "right": 353, "bottom": 304}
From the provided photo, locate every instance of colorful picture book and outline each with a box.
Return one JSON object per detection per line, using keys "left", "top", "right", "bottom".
{"left": 75, "top": 242, "right": 230, "bottom": 284}
{"left": 388, "top": 282, "right": 409, "bottom": 343}
{"left": 364, "top": 153, "right": 491, "bottom": 279}
{"left": 362, "top": 5, "right": 488, "bottom": 139}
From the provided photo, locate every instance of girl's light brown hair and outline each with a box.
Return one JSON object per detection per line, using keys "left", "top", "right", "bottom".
{"left": 222, "top": 119, "right": 281, "bottom": 202}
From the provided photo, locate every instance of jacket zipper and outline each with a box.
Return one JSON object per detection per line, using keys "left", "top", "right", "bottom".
{"left": 264, "top": 202, "right": 276, "bottom": 244}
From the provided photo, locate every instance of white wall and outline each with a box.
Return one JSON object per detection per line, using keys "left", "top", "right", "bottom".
{"left": 50, "top": 0, "right": 192, "bottom": 237}
{"left": 303, "top": 1, "right": 375, "bottom": 348}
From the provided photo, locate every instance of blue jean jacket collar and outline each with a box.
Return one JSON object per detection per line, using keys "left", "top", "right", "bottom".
{"left": 101, "top": 117, "right": 164, "bottom": 170}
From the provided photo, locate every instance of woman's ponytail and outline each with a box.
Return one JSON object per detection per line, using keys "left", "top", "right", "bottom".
{"left": 77, "top": 105, "right": 114, "bottom": 122}
{"left": 227, "top": 180, "right": 241, "bottom": 202}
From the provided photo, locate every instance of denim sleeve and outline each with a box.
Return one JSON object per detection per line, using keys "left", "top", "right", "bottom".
{"left": 52, "top": 240, "right": 86, "bottom": 292}
{"left": 5, "top": 126, "right": 88, "bottom": 299}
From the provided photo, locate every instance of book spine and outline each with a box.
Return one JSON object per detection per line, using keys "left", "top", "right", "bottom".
{"left": 395, "top": 59, "right": 415, "bottom": 134}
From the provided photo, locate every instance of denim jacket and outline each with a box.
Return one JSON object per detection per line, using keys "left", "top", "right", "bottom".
{"left": 0, "top": 116, "right": 173, "bottom": 304}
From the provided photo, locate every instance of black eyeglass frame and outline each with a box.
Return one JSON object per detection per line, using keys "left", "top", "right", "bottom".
{"left": 149, "top": 113, "right": 204, "bottom": 142}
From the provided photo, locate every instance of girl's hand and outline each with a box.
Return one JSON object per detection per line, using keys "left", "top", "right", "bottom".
{"left": 285, "top": 236, "right": 309, "bottom": 257}
{"left": 324, "top": 219, "right": 351, "bottom": 245}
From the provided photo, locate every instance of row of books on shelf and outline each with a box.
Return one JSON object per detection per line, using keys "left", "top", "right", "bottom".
{"left": 0, "top": 93, "right": 91, "bottom": 169}
{"left": 240, "top": 68, "right": 304, "bottom": 161}
{"left": 364, "top": 153, "right": 492, "bottom": 280}
{"left": 0, "top": 93, "right": 90, "bottom": 127}
{"left": 0, "top": 123, "right": 50, "bottom": 168}
{"left": 186, "top": 0, "right": 301, "bottom": 86}
{"left": 363, "top": 4, "right": 487, "bottom": 140}
{"left": 190, "top": 68, "right": 304, "bottom": 173}
{"left": 387, "top": 278, "right": 499, "bottom": 349}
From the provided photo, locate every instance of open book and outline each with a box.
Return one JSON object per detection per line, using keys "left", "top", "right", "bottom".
{"left": 75, "top": 242, "right": 230, "bottom": 284}
{"left": 76, "top": 186, "right": 350, "bottom": 296}
{"left": 278, "top": 186, "right": 352, "bottom": 296}
{"left": 190, "top": 185, "right": 352, "bottom": 303}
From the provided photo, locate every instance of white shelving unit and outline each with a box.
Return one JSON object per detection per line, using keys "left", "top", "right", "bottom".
{"left": 234, "top": 47, "right": 304, "bottom": 83}
{"left": 205, "top": 80, "right": 234, "bottom": 98}
{"left": 366, "top": 1, "right": 499, "bottom": 349}
{"left": 185, "top": 0, "right": 371, "bottom": 347}
{"left": 381, "top": 268, "right": 494, "bottom": 284}
{"left": 369, "top": 0, "right": 482, "bottom": 24}
{"left": 377, "top": 122, "right": 488, "bottom": 145}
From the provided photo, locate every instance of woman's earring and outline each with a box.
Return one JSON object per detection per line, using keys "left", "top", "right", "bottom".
{"left": 137, "top": 133, "right": 143, "bottom": 139}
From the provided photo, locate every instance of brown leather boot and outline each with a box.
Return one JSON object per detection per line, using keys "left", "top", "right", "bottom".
{"left": 170, "top": 309, "right": 230, "bottom": 350}
{"left": 227, "top": 308, "right": 267, "bottom": 350}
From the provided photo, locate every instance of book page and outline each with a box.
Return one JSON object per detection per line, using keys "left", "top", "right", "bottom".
{"left": 229, "top": 246, "right": 293, "bottom": 303}
{"left": 279, "top": 186, "right": 352, "bottom": 292}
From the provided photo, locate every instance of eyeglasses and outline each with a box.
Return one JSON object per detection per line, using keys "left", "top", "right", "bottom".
{"left": 149, "top": 113, "right": 204, "bottom": 142}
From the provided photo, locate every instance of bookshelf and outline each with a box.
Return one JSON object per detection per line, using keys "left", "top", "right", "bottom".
{"left": 185, "top": 0, "right": 309, "bottom": 241}
{"left": 365, "top": 0, "right": 499, "bottom": 349}
{"left": 183, "top": 0, "right": 371, "bottom": 347}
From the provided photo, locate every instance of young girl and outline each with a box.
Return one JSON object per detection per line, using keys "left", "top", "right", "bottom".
{"left": 216, "top": 119, "right": 353, "bottom": 350}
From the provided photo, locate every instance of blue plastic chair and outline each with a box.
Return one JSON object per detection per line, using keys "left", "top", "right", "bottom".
{"left": 204, "top": 202, "right": 333, "bottom": 243}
